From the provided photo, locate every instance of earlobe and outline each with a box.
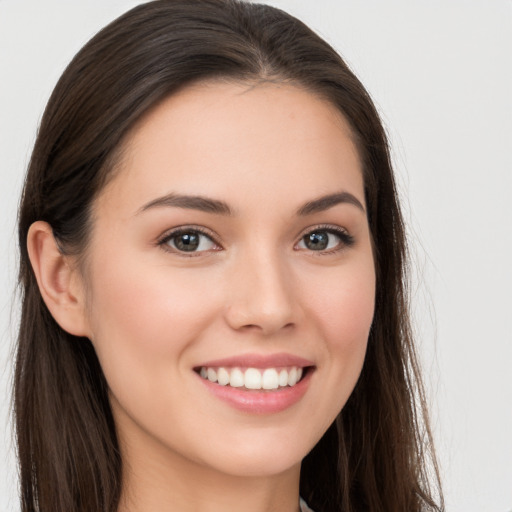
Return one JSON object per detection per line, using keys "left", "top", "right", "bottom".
{"left": 27, "top": 221, "right": 90, "bottom": 337}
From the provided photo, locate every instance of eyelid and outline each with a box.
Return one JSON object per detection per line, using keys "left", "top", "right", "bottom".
{"left": 157, "top": 225, "right": 223, "bottom": 254}
{"left": 295, "top": 223, "right": 354, "bottom": 252}
{"left": 155, "top": 223, "right": 353, "bottom": 256}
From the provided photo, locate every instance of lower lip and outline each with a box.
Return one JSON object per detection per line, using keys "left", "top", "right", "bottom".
{"left": 196, "top": 369, "right": 313, "bottom": 414}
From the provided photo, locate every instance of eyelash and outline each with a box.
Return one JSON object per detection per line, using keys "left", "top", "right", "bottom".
{"left": 157, "top": 226, "right": 221, "bottom": 257}
{"left": 157, "top": 224, "right": 354, "bottom": 256}
{"left": 296, "top": 224, "right": 355, "bottom": 254}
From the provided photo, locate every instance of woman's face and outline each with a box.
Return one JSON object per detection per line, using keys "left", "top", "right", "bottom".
{"left": 81, "top": 82, "right": 375, "bottom": 479}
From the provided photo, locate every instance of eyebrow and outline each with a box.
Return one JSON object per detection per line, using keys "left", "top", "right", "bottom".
{"left": 297, "top": 192, "right": 365, "bottom": 215}
{"left": 138, "top": 190, "right": 365, "bottom": 217}
{"left": 138, "top": 193, "right": 232, "bottom": 215}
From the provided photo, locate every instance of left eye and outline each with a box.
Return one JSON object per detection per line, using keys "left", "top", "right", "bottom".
{"left": 163, "top": 230, "right": 217, "bottom": 253}
{"left": 297, "top": 229, "right": 346, "bottom": 251}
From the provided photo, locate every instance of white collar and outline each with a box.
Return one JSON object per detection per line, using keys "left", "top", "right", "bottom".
{"left": 299, "top": 497, "right": 315, "bottom": 512}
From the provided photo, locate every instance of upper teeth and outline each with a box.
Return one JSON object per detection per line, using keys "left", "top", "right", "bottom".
{"left": 199, "top": 366, "right": 304, "bottom": 390}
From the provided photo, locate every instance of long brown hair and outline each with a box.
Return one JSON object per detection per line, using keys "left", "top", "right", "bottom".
{"left": 15, "top": 1, "right": 443, "bottom": 511}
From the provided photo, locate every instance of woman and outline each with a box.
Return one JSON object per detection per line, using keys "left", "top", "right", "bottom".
{"left": 14, "top": 1, "right": 443, "bottom": 511}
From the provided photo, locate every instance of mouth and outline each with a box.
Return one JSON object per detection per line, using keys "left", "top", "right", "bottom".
{"left": 194, "top": 365, "right": 311, "bottom": 391}
{"left": 193, "top": 354, "right": 315, "bottom": 414}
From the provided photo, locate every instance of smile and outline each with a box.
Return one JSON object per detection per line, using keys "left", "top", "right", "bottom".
{"left": 194, "top": 356, "right": 315, "bottom": 414}
{"left": 198, "top": 366, "right": 304, "bottom": 390}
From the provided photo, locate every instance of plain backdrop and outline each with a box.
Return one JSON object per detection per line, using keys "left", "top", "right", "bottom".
{"left": 1, "top": 1, "right": 511, "bottom": 511}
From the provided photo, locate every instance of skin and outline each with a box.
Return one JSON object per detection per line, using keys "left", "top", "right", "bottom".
{"left": 29, "top": 82, "right": 376, "bottom": 512}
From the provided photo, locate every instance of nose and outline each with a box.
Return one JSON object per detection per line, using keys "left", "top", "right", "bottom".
{"left": 224, "top": 249, "right": 298, "bottom": 336}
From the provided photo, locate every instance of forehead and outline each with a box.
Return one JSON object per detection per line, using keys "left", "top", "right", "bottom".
{"left": 96, "top": 81, "right": 364, "bottom": 216}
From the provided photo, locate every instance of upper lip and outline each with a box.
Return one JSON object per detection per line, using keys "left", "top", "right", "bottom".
{"left": 196, "top": 352, "right": 315, "bottom": 369}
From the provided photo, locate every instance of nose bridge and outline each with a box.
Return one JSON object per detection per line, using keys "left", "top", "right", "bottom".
{"left": 225, "top": 243, "right": 297, "bottom": 334}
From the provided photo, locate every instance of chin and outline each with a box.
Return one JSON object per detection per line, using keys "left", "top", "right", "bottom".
{"left": 204, "top": 449, "right": 303, "bottom": 479}
{"left": 190, "top": 425, "right": 319, "bottom": 479}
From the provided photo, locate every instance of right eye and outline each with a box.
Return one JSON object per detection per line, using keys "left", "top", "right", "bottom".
{"left": 159, "top": 229, "right": 218, "bottom": 253}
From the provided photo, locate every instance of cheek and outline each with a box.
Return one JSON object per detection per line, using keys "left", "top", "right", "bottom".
{"left": 89, "top": 255, "right": 213, "bottom": 342}
{"left": 85, "top": 253, "right": 222, "bottom": 396}
{"left": 84, "top": 256, "right": 227, "bottom": 445}
{"left": 302, "top": 258, "right": 375, "bottom": 409}
{"left": 309, "top": 263, "right": 375, "bottom": 353}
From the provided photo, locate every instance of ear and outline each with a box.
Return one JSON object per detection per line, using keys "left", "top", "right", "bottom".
{"left": 27, "top": 221, "right": 90, "bottom": 337}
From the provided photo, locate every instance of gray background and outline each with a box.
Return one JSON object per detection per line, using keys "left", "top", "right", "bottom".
{"left": 1, "top": 1, "right": 511, "bottom": 511}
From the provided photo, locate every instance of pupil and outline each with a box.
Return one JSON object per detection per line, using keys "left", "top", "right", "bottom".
{"left": 306, "top": 232, "right": 328, "bottom": 250}
{"left": 175, "top": 233, "right": 199, "bottom": 251}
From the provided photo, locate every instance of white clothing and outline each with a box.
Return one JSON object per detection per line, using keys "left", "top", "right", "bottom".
{"left": 299, "top": 497, "right": 315, "bottom": 512}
